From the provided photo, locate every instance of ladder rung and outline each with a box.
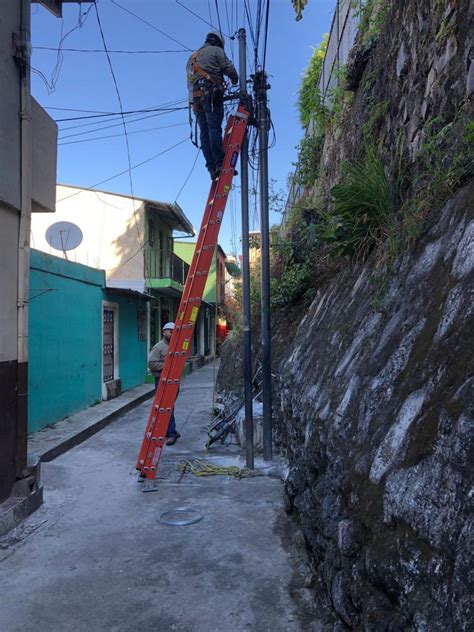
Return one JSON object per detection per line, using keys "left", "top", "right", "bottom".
{"left": 137, "top": 105, "right": 249, "bottom": 480}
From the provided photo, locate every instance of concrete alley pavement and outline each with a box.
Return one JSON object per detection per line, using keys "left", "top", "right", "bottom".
{"left": 0, "top": 364, "right": 316, "bottom": 632}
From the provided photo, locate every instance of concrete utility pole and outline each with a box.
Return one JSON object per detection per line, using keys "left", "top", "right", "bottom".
{"left": 238, "top": 28, "right": 254, "bottom": 470}
{"left": 254, "top": 70, "right": 272, "bottom": 461}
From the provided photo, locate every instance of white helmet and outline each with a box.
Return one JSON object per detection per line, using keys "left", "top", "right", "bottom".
{"left": 162, "top": 322, "right": 175, "bottom": 331}
{"left": 206, "top": 31, "right": 225, "bottom": 48}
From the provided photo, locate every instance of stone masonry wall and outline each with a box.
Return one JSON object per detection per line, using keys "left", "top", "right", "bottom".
{"left": 218, "top": 1, "right": 473, "bottom": 628}
{"left": 276, "top": 184, "right": 473, "bottom": 630}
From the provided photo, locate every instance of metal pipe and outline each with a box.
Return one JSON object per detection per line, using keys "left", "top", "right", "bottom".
{"left": 255, "top": 70, "right": 272, "bottom": 461}
{"left": 238, "top": 27, "right": 254, "bottom": 470}
{"left": 17, "top": 0, "right": 32, "bottom": 475}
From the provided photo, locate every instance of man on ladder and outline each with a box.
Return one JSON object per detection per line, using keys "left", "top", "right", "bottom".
{"left": 187, "top": 32, "right": 239, "bottom": 181}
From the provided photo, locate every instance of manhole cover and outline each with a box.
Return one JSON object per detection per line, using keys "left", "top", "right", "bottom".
{"left": 157, "top": 508, "right": 203, "bottom": 526}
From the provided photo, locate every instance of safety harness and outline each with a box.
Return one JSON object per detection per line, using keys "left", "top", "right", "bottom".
{"left": 188, "top": 47, "right": 225, "bottom": 112}
{"left": 187, "top": 47, "right": 226, "bottom": 147}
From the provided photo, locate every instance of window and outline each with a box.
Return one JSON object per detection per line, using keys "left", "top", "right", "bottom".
{"left": 137, "top": 305, "right": 147, "bottom": 341}
{"left": 148, "top": 218, "right": 155, "bottom": 247}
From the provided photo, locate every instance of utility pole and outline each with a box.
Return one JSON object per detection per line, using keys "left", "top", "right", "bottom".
{"left": 254, "top": 70, "right": 272, "bottom": 461}
{"left": 238, "top": 28, "right": 254, "bottom": 469}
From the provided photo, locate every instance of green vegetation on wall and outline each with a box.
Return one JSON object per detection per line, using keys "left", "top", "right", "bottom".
{"left": 298, "top": 34, "right": 328, "bottom": 128}
{"left": 316, "top": 145, "right": 398, "bottom": 260}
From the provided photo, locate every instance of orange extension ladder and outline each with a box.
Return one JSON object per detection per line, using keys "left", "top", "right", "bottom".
{"left": 137, "top": 103, "right": 250, "bottom": 481}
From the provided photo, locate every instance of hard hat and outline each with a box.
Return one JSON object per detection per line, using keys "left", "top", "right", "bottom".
{"left": 162, "top": 322, "right": 175, "bottom": 331}
{"left": 206, "top": 31, "right": 225, "bottom": 48}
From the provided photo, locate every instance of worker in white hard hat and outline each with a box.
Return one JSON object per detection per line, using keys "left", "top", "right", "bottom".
{"left": 186, "top": 31, "right": 239, "bottom": 181}
{"left": 148, "top": 322, "right": 181, "bottom": 445}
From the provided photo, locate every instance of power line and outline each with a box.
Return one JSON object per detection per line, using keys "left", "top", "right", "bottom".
{"left": 262, "top": 0, "right": 271, "bottom": 72}
{"left": 214, "top": 0, "right": 223, "bottom": 37}
{"left": 34, "top": 46, "right": 189, "bottom": 54}
{"left": 54, "top": 100, "right": 188, "bottom": 122}
{"left": 224, "top": 0, "right": 235, "bottom": 61}
{"left": 111, "top": 0, "right": 193, "bottom": 50}
{"left": 58, "top": 122, "right": 189, "bottom": 146}
{"left": 58, "top": 109, "right": 186, "bottom": 140}
{"left": 56, "top": 138, "right": 189, "bottom": 203}
{"left": 43, "top": 2, "right": 95, "bottom": 94}
{"left": 45, "top": 106, "right": 116, "bottom": 114}
{"left": 175, "top": 0, "right": 225, "bottom": 35}
{"left": 57, "top": 101, "right": 187, "bottom": 133}
{"left": 94, "top": 1, "right": 151, "bottom": 282}
{"left": 174, "top": 148, "right": 201, "bottom": 202}
{"left": 243, "top": 1, "right": 256, "bottom": 47}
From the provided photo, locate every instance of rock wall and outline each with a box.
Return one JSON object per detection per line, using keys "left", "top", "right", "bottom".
{"left": 218, "top": 1, "right": 473, "bottom": 629}
{"left": 276, "top": 184, "right": 473, "bottom": 630}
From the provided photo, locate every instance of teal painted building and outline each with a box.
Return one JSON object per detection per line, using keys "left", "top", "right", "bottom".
{"left": 28, "top": 250, "right": 149, "bottom": 433}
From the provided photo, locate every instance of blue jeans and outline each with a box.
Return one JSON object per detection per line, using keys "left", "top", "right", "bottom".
{"left": 154, "top": 377, "right": 177, "bottom": 437}
{"left": 195, "top": 91, "right": 224, "bottom": 172}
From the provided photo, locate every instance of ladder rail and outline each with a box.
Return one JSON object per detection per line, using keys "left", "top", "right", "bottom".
{"left": 137, "top": 105, "right": 249, "bottom": 479}
{"left": 136, "top": 114, "right": 239, "bottom": 466}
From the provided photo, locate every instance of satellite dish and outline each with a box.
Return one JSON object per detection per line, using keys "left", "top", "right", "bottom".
{"left": 45, "top": 221, "right": 83, "bottom": 252}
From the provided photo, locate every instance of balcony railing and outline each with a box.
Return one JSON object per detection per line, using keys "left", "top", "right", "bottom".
{"left": 144, "top": 250, "right": 189, "bottom": 285}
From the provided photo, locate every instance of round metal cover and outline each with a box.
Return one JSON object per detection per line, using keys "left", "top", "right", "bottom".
{"left": 157, "top": 508, "right": 203, "bottom": 526}
{"left": 45, "top": 221, "right": 83, "bottom": 251}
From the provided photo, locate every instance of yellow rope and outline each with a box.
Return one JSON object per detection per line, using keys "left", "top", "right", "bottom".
{"left": 176, "top": 459, "right": 253, "bottom": 479}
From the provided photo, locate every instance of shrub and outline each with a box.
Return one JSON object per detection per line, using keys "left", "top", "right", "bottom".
{"left": 316, "top": 146, "right": 398, "bottom": 259}
{"left": 294, "top": 132, "right": 324, "bottom": 187}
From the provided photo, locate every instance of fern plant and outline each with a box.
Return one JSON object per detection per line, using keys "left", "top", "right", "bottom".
{"left": 317, "top": 146, "right": 398, "bottom": 259}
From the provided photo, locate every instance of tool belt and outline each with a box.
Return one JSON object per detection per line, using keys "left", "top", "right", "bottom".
{"left": 192, "top": 79, "right": 224, "bottom": 112}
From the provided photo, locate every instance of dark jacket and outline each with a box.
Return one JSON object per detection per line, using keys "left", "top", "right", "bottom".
{"left": 186, "top": 43, "right": 238, "bottom": 101}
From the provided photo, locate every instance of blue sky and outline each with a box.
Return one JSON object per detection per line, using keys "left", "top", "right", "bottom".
{"left": 31, "top": 0, "right": 335, "bottom": 257}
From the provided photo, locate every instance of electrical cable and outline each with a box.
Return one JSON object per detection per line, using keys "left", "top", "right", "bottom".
{"left": 56, "top": 137, "right": 188, "bottom": 202}
{"left": 58, "top": 109, "right": 186, "bottom": 140}
{"left": 55, "top": 99, "right": 188, "bottom": 122}
{"left": 214, "top": 0, "right": 223, "bottom": 38}
{"left": 103, "top": 243, "right": 148, "bottom": 272}
{"left": 174, "top": 148, "right": 201, "bottom": 203}
{"left": 58, "top": 121, "right": 188, "bottom": 146}
{"left": 34, "top": 46, "right": 190, "bottom": 54}
{"left": 243, "top": 0, "right": 256, "bottom": 48}
{"left": 45, "top": 106, "right": 116, "bottom": 114}
{"left": 58, "top": 106, "right": 186, "bottom": 139}
{"left": 262, "top": 0, "right": 271, "bottom": 72}
{"left": 175, "top": 0, "right": 226, "bottom": 35}
{"left": 224, "top": 0, "right": 234, "bottom": 61}
{"left": 111, "top": 0, "right": 192, "bottom": 50}
{"left": 41, "top": 2, "right": 95, "bottom": 95}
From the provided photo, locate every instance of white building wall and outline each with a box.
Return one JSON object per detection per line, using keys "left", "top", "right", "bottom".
{"left": 31, "top": 186, "right": 146, "bottom": 282}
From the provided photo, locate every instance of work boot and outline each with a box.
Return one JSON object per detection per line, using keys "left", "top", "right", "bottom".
{"left": 166, "top": 432, "right": 181, "bottom": 446}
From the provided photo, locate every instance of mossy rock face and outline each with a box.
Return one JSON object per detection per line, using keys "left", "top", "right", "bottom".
{"left": 267, "top": 184, "right": 473, "bottom": 628}
{"left": 218, "top": 0, "right": 473, "bottom": 621}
